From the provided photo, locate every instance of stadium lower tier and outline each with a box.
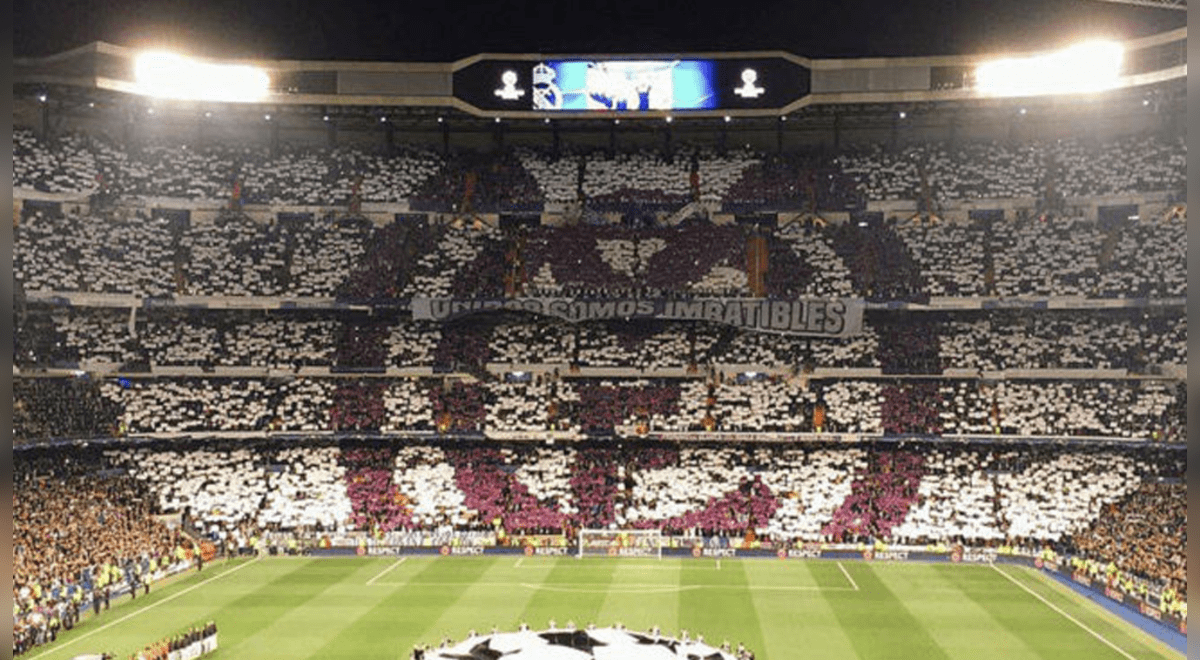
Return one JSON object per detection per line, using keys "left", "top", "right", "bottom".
{"left": 15, "top": 439, "right": 1185, "bottom": 603}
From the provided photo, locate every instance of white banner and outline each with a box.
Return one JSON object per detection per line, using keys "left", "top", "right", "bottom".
{"left": 411, "top": 297, "right": 865, "bottom": 337}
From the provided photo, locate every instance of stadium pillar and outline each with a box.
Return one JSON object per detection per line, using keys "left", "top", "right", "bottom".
{"left": 40, "top": 98, "right": 52, "bottom": 141}
{"left": 551, "top": 121, "right": 560, "bottom": 158}
{"left": 776, "top": 118, "right": 784, "bottom": 154}
{"left": 608, "top": 122, "right": 617, "bottom": 157}
{"left": 441, "top": 121, "right": 451, "bottom": 156}
{"left": 326, "top": 113, "right": 337, "bottom": 149}
{"left": 494, "top": 120, "right": 505, "bottom": 150}
{"left": 269, "top": 114, "right": 280, "bottom": 159}
{"left": 832, "top": 114, "right": 841, "bottom": 151}
{"left": 385, "top": 122, "right": 396, "bottom": 156}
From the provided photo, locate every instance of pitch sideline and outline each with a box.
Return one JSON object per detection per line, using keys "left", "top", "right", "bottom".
{"left": 990, "top": 564, "right": 1137, "bottom": 660}
{"left": 28, "top": 557, "right": 263, "bottom": 660}
{"left": 1021, "top": 566, "right": 1184, "bottom": 658}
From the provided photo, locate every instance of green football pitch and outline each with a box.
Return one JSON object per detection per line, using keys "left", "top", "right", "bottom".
{"left": 26, "top": 555, "right": 1182, "bottom": 660}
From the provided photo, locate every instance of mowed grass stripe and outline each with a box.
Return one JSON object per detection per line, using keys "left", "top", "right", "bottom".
{"left": 217, "top": 558, "right": 427, "bottom": 660}
{"left": 877, "top": 563, "right": 1043, "bottom": 660}
{"left": 420, "top": 555, "right": 559, "bottom": 640}
{"left": 594, "top": 558, "right": 684, "bottom": 630}
{"left": 996, "top": 566, "right": 1180, "bottom": 660}
{"left": 743, "top": 559, "right": 859, "bottom": 660}
{"left": 808, "top": 559, "right": 858, "bottom": 590}
{"left": 215, "top": 558, "right": 375, "bottom": 657}
{"left": 1019, "top": 568, "right": 1183, "bottom": 659}
{"left": 29, "top": 558, "right": 280, "bottom": 660}
{"left": 934, "top": 564, "right": 1143, "bottom": 660}
{"left": 678, "top": 559, "right": 766, "bottom": 652}
{"left": 519, "top": 558, "right": 619, "bottom": 629}
{"left": 306, "top": 556, "right": 501, "bottom": 660}
{"left": 821, "top": 561, "right": 952, "bottom": 660}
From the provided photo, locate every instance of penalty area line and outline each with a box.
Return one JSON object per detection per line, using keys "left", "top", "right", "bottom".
{"left": 28, "top": 557, "right": 262, "bottom": 660}
{"left": 836, "top": 562, "right": 859, "bottom": 591}
{"left": 365, "top": 556, "right": 409, "bottom": 586}
{"left": 991, "top": 564, "right": 1136, "bottom": 660}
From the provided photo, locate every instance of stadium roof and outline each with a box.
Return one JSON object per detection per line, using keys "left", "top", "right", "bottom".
{"left": 14, "top": 0, "right": 1186, "bottom": 62}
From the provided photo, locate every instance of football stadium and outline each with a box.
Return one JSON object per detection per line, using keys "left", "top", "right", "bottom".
{"left": 12, "top": 1, "right": 1187, "bottom": 658}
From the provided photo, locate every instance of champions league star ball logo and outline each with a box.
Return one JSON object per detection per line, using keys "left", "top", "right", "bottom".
{"left": 734, "top": 68, "right": 764, "bottom": 98}
{"left": 426, "top": 626, "right": 740, "bottom": 660}
{"left": 532, "top": 62, "right": 562, "bottom": 110}
{"left": 495, "top": 70, "right": 526, "bottom": 100}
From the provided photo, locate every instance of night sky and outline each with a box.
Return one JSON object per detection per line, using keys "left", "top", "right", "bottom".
{"left": 14, "top": 0, "right": 1185, "bottom": 61}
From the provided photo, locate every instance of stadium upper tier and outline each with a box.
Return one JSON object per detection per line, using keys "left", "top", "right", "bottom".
{"left": 14, "top": 128, "right": 1186, "bottom": 302}
{"left": 15, "top": 308, "right": 1186, "bottom": 374}
{"left": 15, "top": 206, "right": 1187, "bottom": 301}
{"left": 14, "top": 129, "right": 1185, "bottom": 209}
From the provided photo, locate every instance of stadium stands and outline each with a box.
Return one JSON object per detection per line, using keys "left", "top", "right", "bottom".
{"left": 12, "top": 117, "right": 1188, "bottom": 656}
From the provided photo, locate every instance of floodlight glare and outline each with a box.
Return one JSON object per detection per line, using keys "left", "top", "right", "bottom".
{"left": 135, "top": 51, "right": 270, "bottom": 102}
{"left": 975, "top": 40, "right": 1123, "bottom": 97}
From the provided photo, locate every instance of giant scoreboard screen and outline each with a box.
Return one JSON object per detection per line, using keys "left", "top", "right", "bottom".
{"left": 453, "top": 55, "right": 810, "bottom": 115}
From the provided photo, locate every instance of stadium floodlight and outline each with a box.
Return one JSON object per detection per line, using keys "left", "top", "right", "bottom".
{"left": 134, "top": 51, "right": 270, "bottom": 103}
{"left": 975, "top": 40, "right": 1123, "bottom": 97}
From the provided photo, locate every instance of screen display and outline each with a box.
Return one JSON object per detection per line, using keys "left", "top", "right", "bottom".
{"left": 530, "top": 60, "right": 717, "bottom": 111}
{"left": 452, "top": 56, "right": 810, "bottom": 113}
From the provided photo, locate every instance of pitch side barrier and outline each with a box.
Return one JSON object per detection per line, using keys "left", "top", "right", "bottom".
{"left": 313, "top": 543, "right": 1185, "bottom": 637}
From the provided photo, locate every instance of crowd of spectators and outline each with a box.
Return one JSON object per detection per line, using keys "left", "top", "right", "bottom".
{"left": 937, "top": 310, "right": 1186, "bottom": 371}
{"left": 411, "top": 153, "right": 543, "bottom": 213}
{"left": 16, "top": 209, "right": 177, "bottom": 297}
{"left": 823, "top": 450, "right": 925, "bottom": 541}
{"left": 11, "top": 434, "right": 1185, "bottom": 653}
{"left": 832, "top": 135, "right": 1184, "bottom": 202}
{"left": 16, "top": 129, "right": 1185, "bottom": 211}
{"left": 991, "top": 216, "right": 1105, "bottom": 297}
{"left": 1096, "top": 218, "right": 1187, "bottom": 298}
{"left": 14, "top": 210, "right": 1185, "bottom": 302}
{"left": 15, "top": 450, "right": 183, "bottom": 656}
{"left": 894, "top": 218, "right": 989, "bottom": 297}
{"left": 27, "top": 440, "right": 1178, "bottom": 572}
{"left": 515, "top": 147, "right": 759, "bottom": 211}
{"left": 724, "top": 156, "right": 863, "bottom": 211}
{"left": 402, "top": 222, "right": 506, "bottom": 299}
{"left": 15, "top": 377, "right": 122, "bottom": 441}
{"left": 14, "top": 129, "right": 444, "bottom": 205}
{"left": 26, "top": 306, "right": 1183, "bottom": 377}
{"left": 13, "top": 370, "right": 1182, "bottom": 443}
{"left": 1073, "top": 481, "right": 1186, "bottom": 602}
{"left": 13, "top": 125, "right": 1190, "bottom": 651}
{"left": 826, "top": 219, "right": 926, "bottom": 302}
{"left": 517, "top": 222, "right": 751, "bottom": 298}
